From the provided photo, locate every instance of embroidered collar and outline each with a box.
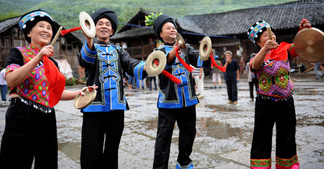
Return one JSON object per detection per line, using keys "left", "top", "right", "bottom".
{"left": 96, "top": 40, "right": 111, "bottom": 45}
{"left": 164, "top": 42, "right": 175, "bottom": 46}
{"left": 29, "top": 43, "right": 40, "bottom": 52}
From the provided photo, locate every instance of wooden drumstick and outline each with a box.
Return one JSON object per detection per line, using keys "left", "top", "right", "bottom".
{"left": 51, "top": 26, "right": 63, "bottom": 46}
{"left": 266, "top": 26, "right": 272, "bottom": 40}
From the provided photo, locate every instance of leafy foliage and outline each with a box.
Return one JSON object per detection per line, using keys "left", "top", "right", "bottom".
{"left": 0, "top": 0, "right": 295, "bottom": 31}
{"left": 145, "top": 12, "right": 163, "bottom": 26}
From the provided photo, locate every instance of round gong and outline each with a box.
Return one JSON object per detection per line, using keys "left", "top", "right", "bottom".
{"left": 145, "top": 51, "right": 166, "bottom": 76}
{"left": 74, "top": 86, "right": 97, "bottom": 109}
{"left": 79, "top": 11, "right": 96, "bottom": 39}
{"left": 294, "top": 28, "right": 324, "bottom": 63}
{"left": 199, "top": 36, "right": 212, "bottom": 61}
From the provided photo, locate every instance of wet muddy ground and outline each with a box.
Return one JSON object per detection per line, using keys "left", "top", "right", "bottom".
{"left": 0, "top": 73, "right": 323, "bottom": 169}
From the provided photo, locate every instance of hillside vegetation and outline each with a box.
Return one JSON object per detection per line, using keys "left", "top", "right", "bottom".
{"left": 0, "top": 0, "right": 296, "bottom": 31}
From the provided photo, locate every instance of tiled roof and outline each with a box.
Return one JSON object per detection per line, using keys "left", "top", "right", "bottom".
{"left": 0, "top": 16, "right": 20, "bottom": 33}
{"left": 111, "top": 27, "right": 154, "bottom": 40}
{"left": 183, "top": 0, "right": 324, "bottom": 35}
{"left": 176, "top": 18, "right": 205, "bottom": 35}
{"left": 0, "top": 16, "right": 85, "bottom": 44}
{"left": 111, "top": 0, "right": 324, "bottom": 39}
{"left": 119, "top": 8, "right": 155, "bottom": 32}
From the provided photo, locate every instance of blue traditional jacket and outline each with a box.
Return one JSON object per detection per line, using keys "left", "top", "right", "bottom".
{"left": 156, "top": 43, "right": 210, "bottom": 109}
{"left": 79, "top": 40, "right": 146, "bottom": 113}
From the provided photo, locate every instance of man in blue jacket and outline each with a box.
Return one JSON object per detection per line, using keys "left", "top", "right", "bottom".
{"left": 151, "top": 14, "right": 210, "bottom": 169}
{"left": 78, "top": 7, "right": 146, "bottom": 169}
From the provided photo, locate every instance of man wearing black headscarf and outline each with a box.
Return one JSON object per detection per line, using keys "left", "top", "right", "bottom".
{"left": 78, "top": 7, "right": 147, "bottom": 169}
{"left": 151, "top": 14, "right": 210, "bottom": 169}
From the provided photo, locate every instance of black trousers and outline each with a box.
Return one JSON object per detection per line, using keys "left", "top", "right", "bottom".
{"left": 248, "top": 78, "right": 258, "bottom": 100}
{"left": 81, "top": 111, "right": 124, "bottom": 169}
{"left": 251, "top": 96, "right": 298, "bottom": 166}
{"left": 0, "top": 98, "right": 58, "bottom": 169}
{"left": 153, "top": 105, "right": 196, "bottom": 169}
{"left": 149, "top": 76, "right": 157, "bottom": 91}
{"left": 225, "top": 80, "right": 238, "bottom": 101}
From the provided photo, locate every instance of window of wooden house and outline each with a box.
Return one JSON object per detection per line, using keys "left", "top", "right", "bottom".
{"left": 67, "top": 44, "right": 72, "bottom": 51}
{"left": 4, "top": 38, "right": 10, "bottom": 49}
{"left": 60, "top": 37, "right": 65, "bottom": 45}
{"left": 128, "top": 39, "right": 141, "bottom": 47}
{"left": 13, "top": 28, "right": 19, "bottom": 38}
{"left": 54, "top": 42, "right": 59, "bottom": 50}
{"left": 0, "top": 36, "right": 3, "bottom": 49}
{"left": 125, "top": 48, "right": 132, "bottom": 56}
{"left": 14, "top": 39, "right": 20, "bottom": 47}
{"left": 133, "top": 47, "right": 141, "bottom": 55}
{"left": 143, "top": 45, "right": 153, "bottom": 56}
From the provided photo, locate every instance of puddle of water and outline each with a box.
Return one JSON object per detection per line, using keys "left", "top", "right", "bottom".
{"left": 205, "top": 87, "right": 217, "bottom": 90}
{"left": 125, "top": 115, "right": 249, "bottom": 141}
{"left": 314, "top": 149, "right": 324, "bottom": 162}
{"left": 200, "top": 118, "right": 246, "bottom": 140}
{"left": 134, "top": 105, "right": 143, "bottom": 108}
{"left": 193, "top": 147, "right": 250, "bottom": 168}
{"left": 129, "top": 118, "right": 158, "bottom": 131}
{"left": 297, "top": 122, "right": 324, "bottom": 127}
{"left": 295, "top": 92, "right": 320, "bottom": 95}
{"left": 297, "top": 99, "right": 317, "bottom": 101}
{"left": 297, "top": 117, "right": 324, "bottom": 127}
{"left": 293, "top": 88, "right": 322, "bottom": 95}
{"left": 205, "top": 104, "right": 240, "bottom": 112}
{"left": 125, "top": 93, "right": 135, "bottom": 96}
{"left": 58, "top": 142, "right": 81, "bottom": 163}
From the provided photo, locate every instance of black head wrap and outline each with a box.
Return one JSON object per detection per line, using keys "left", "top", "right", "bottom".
{"left": 152, "top": 14, "right": 177, "bottom": 41}
{"left": 19, "top": 9, "right": 56, "bottom": 43}
{"left": 91, "top": 7, "right": 118, "bottom": 35}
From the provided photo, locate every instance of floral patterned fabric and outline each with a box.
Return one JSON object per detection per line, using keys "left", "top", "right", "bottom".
{"left": 6, "top": 44, "right": 51, "bottom": 107}
{"left": 253, "top": 56, "right": 293, "bottom": 99}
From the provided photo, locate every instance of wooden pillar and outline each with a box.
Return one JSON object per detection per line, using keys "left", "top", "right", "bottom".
{"left": 10, "top": 27, "right": 14, "bottom": 48}
{"left": 141, "top": 38, "right": 144, "bottom": 60}
{"left": 59, "top": 36, "right": 62, "bottom": 59}
{"left": 0, "top": 34, "right": 3, "bottom": 68}
{"left": 65, "top": 38, "right": 68, "bottom": 57}
{"left": 18, "top": 28, "right": 22, "bottom": 47}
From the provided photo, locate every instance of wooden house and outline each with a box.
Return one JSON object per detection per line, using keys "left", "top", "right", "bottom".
{"left": 112, "top": 0, "right": 324, "bottom": 68}
{"left": 183, "top": 0, "right": 324, "bottom": 63}
{"left": 110, "top": 9, "right": 206, "bottom": 60}
{"left": 0, "top": 16, "right": 84, "bottom": 77}
{"left": 111, "top": 9, "right": 156, "bottom": 60}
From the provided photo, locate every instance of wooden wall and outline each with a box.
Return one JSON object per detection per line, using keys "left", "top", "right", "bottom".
{"left": 0, "top": 24, "right": 83, "bottom": 78}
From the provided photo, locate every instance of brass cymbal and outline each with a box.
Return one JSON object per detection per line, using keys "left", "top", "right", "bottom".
{"left": 74, "top": 86, "right": 97, "bottom": 109}
{"left": 145, "top": 51, "right": 166, "bottom": 76}
{"left": 79, "top": 11, "right": 96, "bottom": 39}
{"left": 294, "top": 28, "right": 324, "bottom": 63}
{"left": 176, "top": 33, "right": 187, "bottom": 49}
{"left": 199, "top": 36, "right": 212, "bottom": 61}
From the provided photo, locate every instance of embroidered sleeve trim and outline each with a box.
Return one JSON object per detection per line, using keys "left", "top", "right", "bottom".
{"left": 81, "top": 40, "right": 97, "bottom": 64}
{"left": 134, "top": 61, "right": 145, "bottom": 80}
{"left": 6, "top": 64, "right": 21, "bottom": 76}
